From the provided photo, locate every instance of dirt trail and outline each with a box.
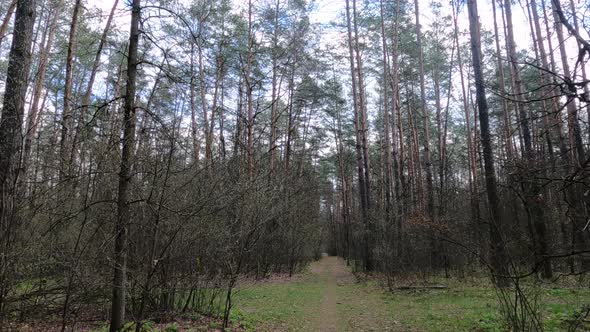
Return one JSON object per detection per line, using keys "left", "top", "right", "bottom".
{"left": 309, "top": 255, "right": 355, "bottom": 331}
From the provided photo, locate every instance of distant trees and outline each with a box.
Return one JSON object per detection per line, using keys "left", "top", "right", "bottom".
{"left": 327, "top": 0, "right": 590, "bottom": 291}
{"left": 0, "top": 0, "right": 589, "bottom": 330}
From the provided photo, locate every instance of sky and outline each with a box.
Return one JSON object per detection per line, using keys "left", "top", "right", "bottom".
{"left": 90, "top": 0, "right": 581, "bottom": 63}
{"left": 88, "top": 0, "right": 587, "bottom": 126}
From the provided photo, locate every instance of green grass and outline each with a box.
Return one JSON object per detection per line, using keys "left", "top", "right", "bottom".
{"left": 231, "top": 271, "right": 590, "bottom": 331}
{"left": 381, "top": 286, "right": 502, "bottom": 331}
{"left": 232, "top": 272, "right": 325, "bottom": 331}
{"left": 356, "top": 280, "right": 589, "bottom": 331}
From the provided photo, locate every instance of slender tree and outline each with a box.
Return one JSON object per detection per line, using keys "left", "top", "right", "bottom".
{"left": 467, "top": 0, "right": 509, "bottom": 287}
{"left": 503, "top": 0, "right": 552, "bottom": 279}
{"left": 60, "top": 0, "right": 82, "bottom": 176}
{"left": 110, "top": 0, "right": 141, "bottom": 330}
{"left": 412, "top": 0, "right": 434, "bottom": 220}
{"left": 0, "top": 0, "right": 16, "bottom": 49}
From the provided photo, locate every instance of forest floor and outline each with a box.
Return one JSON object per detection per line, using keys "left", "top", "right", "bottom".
{"left": 232, "top": 256, "right": 590, "bottom": 332}
{"left": 233, "top": 255, "right": 391, "bottom": 332}
{"left": 15, "top": 256, "right": 590, "bottom": 331}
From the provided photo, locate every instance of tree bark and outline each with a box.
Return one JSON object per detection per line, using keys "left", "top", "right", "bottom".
{"left": 567, "top": 0, "right": 590, "bottom": 142}
{"left": 467, "top": 0, "right": 510, "bottom": 288}
{"left": 551, "top": 0, "right": 590, "bottom": 271}
{"left": 345, "top": 0, "right": 370, "bottom": 271}
{"left": 0, "top": 0, "right": 36, "bottom": 317}
{"left": 110, "top": 0, "right": 140, "bottom": 330}
{"left": 352, "top": 0, "right": 372, "bottom": 211}
{"left": 60, "top": 0, "right": 82, "bottom": 178}
{"left": 492, "top": 0, "right": 514, "bottom": 159}
{"left": 190, "top": 41, "right": 200, "bottom": 163}
{"left": 379, "top": 0, "right": 393, "bottom": 221}
{"left": 245, "top": 0, "right": 254, "bottom": 177}
{"left": 269, "top": 0, "right": 280, "bottom": 174}
{"left": 504, "top": 0, "right": 552, "bottom": 279}
{"left": 0, "top": 0, "right": 16, "bottom": 49}
{"left": 413, "top": 0, "right": 434, "bottom": 220}
{"left": 23, "top": 0, "right": 63, "bottom": 175}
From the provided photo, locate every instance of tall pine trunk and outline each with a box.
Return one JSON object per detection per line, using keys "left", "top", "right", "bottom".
{"left": 467, "top": 0, "right": 510, "bottom": 288}
{"left": 110, "top": 0, "right": 140, "bottom": 330}
{"left": 345, "top": 0, "right": 369, "bottom": 271}
{"left": 504, "top": 0, "right": 552, "bottom": 279}
{"left": 0, "top": 0, "right": 36, "bottom": 320}
{"left": 551, "top": 0, "right": 590, "bottom": 271}
{"left": 60, "top": 0, "right": 82, "bottom": 178}
{"left": 413, "top": 0, "right": 434, "bottom": 220}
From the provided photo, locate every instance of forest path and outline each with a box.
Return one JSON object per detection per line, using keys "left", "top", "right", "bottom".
{"left": 307, "top": 256, "right": 395, "bottom": 332}
{"left": 309, "top": 256, "right": 348, "bottom": 331}
{"left": 234, "top": 255, "right": 402, "bottom": 331}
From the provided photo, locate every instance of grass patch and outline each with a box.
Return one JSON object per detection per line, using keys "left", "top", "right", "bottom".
{"left": 232, "top": 272, "right": 325, "bottom": 331}
{"left": 377, "top": 280, "right": 590, "bottom": 331}
{"left": 383, "top": 286, "right": 501, "bottom": 331}
{"left": 232, "top": 269, "right": 590, "bottom": 331}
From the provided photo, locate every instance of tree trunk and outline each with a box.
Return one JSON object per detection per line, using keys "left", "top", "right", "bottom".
{"left": 566, "top": 0, "right": 590, "bottom": 142}
{"left": 269, "top": 0, "right": 280, "bottom": 174}
{"left": 551, "top": 0, "right": 590, "bottom": 271}
{"left": 504, "top": 0, "right": 553, "bottom": 279}
{"left": 0, "top": 0, "right": 16, "bottom": 49}
{"left": 60, "top": 0, "right": 82, "bottom": 178}
{"left": 413, "top": 0, "right": 434, "bottom": 220}
{"left": 110, "top": 0, "right": 140, "bottom": 330}
{"left": 0, "top": 0, "right": 36, "bottom": 318}
{"left": 492, "top": 0, "right": 514, "bottom": 160}
{"left": 197, "top": 20, "right": 212, "bottom": 165}
{"left": 23, "top": 0, "right": 63, "bottom": 176}
{"left": 352, "top": 0, "right": 372, "bottom": 212}
{"left": 190, "top": 41, "right": 200, "bottom": 163}
{"left": 245, "top": 0, "right": 254, "bottom": 177}
{"left": 379, "top": 0, "right": 393, "bottom": 222}
{"left": 69, "top": 0, "right": 119, "bottom": 179}
{"left": 345, "top": 0, "right": 370, "bottom": 271}
{"left": 467, "top": 0, "right": 510, "bottom": 288}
